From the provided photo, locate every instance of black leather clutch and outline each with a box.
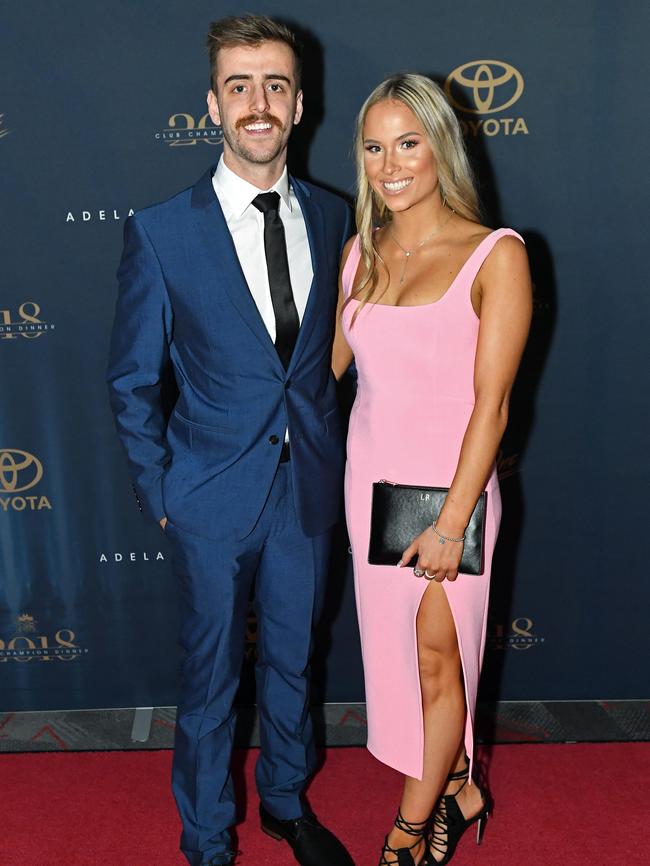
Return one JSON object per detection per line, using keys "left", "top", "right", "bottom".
{"left": 368, "top": 480, "right": 487, "bottom": 575}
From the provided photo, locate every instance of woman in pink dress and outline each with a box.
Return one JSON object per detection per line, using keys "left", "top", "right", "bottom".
{"left": 332, "top": 74, "right": 532, "bottom": 865}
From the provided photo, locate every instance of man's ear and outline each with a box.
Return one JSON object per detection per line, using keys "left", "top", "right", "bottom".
{"left": 207, "top": 89, "right": 221, "bottom": 126}
{"left": 293, "top": 89, "right": 304, "bottom": 126}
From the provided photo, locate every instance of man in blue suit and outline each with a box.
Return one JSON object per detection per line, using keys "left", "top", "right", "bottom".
{"left": 107, "top": 15, "right": 353, "bottom": 866}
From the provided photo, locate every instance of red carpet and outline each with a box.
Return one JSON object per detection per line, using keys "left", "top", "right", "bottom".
{"left": 2, "top": 743, "right": 648, "bottom": 866}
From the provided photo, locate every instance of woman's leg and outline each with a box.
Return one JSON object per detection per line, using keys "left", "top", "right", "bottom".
{"left": 384, "top": 580, "right": 465, "bottom": 863}
{"left": 436, "top": 742, "right": 485, "bottom": 828}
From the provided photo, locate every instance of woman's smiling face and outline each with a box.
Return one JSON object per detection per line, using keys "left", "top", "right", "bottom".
{"left": 363, "top": 98, "right": 440, "bottom": 214}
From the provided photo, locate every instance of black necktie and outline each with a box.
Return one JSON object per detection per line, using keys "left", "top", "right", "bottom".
{"left": 252, "top": 192, "right": 300, "bottom": 370}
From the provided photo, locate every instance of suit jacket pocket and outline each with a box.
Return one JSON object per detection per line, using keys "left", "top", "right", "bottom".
{"left": 172, "top": 408, "right": 234, "bottom": 434}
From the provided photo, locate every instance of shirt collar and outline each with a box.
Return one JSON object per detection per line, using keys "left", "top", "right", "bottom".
{"left": 213, "top": 155, "right": 292, "bottom": 219}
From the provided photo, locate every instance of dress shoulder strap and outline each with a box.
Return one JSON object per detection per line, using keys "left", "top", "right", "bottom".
{"left": 458, "top": 227, "right": 525, "bottom": 290}
{"left": 341, "top": 234, "right": 362, "bottom": 299}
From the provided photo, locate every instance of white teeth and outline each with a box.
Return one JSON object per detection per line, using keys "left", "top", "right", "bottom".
{"left": 245, "top": 122, "right": 272, "bottom": 131}
{"left": 383, "top": 178, "right": 412, "bottom": 191}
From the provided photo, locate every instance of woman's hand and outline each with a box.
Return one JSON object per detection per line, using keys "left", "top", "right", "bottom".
{"left": 399, "top": 525, "right": 464, "bottom": 582}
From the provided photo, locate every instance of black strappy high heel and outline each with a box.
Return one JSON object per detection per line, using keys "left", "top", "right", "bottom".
{"left": 379, "top": 810, "right": 429, "bottom": 866}
{"left": 426, "top": 763, "right": 489, "bottom": 865}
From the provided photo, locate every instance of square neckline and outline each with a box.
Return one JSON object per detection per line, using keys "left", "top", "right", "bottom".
{"left": 346, "top": 228, "right": 502, "bottom": 310}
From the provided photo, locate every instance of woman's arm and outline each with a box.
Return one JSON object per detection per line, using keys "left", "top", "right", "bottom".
{"left": 331, "top": 235, "right": 357, "bottom": 380}
{"left": 401, "top": 234, "right": 532, "bottom": 580}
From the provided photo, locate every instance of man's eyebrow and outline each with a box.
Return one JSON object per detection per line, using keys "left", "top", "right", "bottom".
{"left": 223, "top": 73, "right": 292, "bottom": 85}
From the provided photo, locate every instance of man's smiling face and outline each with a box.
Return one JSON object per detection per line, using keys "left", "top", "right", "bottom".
{"left": 207, "top": 40, "right": 303, "bottom": 175}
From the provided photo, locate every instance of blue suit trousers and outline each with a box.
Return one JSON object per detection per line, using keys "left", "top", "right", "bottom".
{"left": 165, "top": 463, "right": 331, "bottom": 866}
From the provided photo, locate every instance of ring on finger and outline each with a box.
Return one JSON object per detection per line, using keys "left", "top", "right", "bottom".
{"left": 413, "top": 567, "right": 425, "bottom": 577}
{"left": 425, "top": 570, "right": 437, "bottom": 580}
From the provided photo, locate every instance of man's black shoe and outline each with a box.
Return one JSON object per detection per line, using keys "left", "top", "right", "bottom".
{"left": 260, "top": 804, "right": 355, "bottom": 866}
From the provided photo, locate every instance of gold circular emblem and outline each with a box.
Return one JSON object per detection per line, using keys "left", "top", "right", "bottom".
{"left": 0, "top": 449, "right": 43, "bottom": 492}
{"left": 445, "top": 60, "right": 524, "bottom": 115}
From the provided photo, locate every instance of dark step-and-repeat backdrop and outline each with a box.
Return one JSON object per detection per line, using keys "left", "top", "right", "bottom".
{"left": 1, "top": 2, "right": 648, "bottom": 712}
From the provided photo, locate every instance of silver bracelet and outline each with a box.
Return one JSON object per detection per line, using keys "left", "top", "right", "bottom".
{"left": 431, "top": 521, "right": 466, "bottom": 544}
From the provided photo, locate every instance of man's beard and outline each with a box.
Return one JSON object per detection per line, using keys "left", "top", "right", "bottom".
{"left": 222, "top": 112, "right": 288, "bottom": 165}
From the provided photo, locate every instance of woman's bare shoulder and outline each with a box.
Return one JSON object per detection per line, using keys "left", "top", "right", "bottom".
{"left": 478, "top": 230, "right": 530, "bottom": 294}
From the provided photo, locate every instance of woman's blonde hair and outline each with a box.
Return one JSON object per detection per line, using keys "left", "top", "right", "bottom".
{"left": 348, "top": 73, "right": 480, "bottom": 318}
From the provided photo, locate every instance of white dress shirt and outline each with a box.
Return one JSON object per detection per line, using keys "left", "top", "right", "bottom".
{"left": 212, "top": 156, "right": 313, "bottom": 343}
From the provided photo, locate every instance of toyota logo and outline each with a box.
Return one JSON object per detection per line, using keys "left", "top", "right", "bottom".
{"left": 0, "top": 449, "right": 43, "bottom": 493}
{"left": 445, "top": 60, "right": 524, "bottom": 115}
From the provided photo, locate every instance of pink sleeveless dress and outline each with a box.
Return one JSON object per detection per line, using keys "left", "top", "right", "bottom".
{"left": 342, "top": 228, "right": 523, "bottom": 781}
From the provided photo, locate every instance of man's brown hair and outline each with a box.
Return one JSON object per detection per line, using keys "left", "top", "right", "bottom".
{"left": 206, "top": 15, "right": 302, "bottom": 92}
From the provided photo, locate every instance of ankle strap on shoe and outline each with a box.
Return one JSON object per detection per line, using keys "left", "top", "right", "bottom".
{"left": 447, "top": 769, "right": 469, "bottom": 798}
{"left": 394, "top": 810, "right": 429, "bottom": 837}
{"left": 447, "top": 753, "right": 470, "bottom": 783}
{"left": 379, "top": 809, "right": 429, "bottom": 863}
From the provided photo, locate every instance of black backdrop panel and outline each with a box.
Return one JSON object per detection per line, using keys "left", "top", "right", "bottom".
{"left": 1, "top": 1, "right": 648, "bottom": 710}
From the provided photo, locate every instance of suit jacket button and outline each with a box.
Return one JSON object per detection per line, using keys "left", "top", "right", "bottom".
{"left": 268, "top": 434, "right": 279, "bottom": 445}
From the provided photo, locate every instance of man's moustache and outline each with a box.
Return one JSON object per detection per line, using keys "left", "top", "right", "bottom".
{"left": 236, "top": 114, "right": 283, "bottom": 130}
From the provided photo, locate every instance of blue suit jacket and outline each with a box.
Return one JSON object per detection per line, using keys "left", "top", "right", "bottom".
{"left": 107, "top": 167, "right": 352, "bottom": 540}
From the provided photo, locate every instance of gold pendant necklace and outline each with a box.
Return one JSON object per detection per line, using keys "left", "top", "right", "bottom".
{"left": 389, "top": 206, "right": 455, "bottom": 284}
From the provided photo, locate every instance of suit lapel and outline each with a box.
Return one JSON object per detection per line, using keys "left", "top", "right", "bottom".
{"left": 190, "top": 169, "right": 326, "bottom": 377}
{"left": 190, "top": 168, "right": 284, "bottom": 373}
{"left": 288, "top": 177, "right": 324, "bottom": 375}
